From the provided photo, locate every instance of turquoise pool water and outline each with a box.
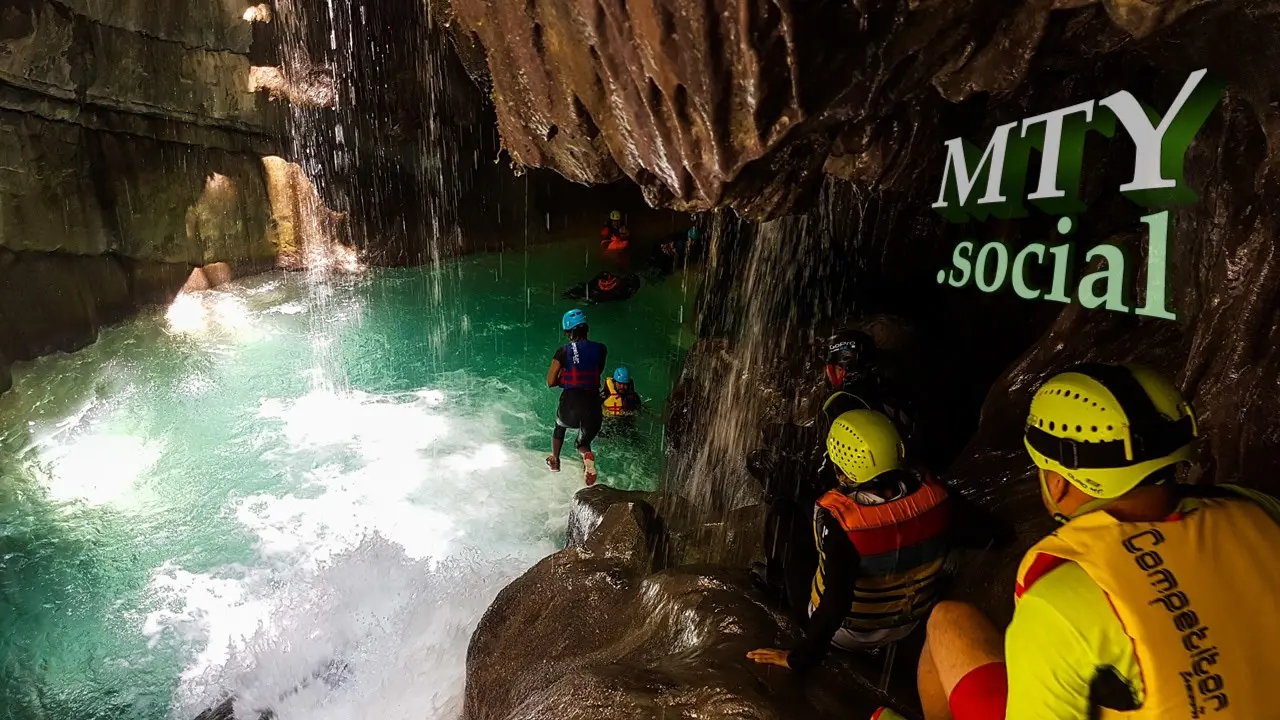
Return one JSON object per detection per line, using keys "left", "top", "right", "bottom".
{"left": 0, "top": 241, "right": 697, "bottom": 720}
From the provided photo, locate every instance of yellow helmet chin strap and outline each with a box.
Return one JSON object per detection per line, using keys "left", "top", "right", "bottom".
{"left": 1038, "top": 469, "right": 1076, "bottom": 525}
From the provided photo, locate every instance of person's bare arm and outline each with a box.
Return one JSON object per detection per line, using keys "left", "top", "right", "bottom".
{"left": 547, "top": 358, "right": 562, "bottom": 387}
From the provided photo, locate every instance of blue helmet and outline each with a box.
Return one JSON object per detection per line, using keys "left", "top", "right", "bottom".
{"left": 687, "top": 226, "right": 701, "bottom": 240}
{"left": 562, "top": 308, "right": 588, "bottom": 332}
{"left": 613, "top": 367, "right": 632, "bottom": 384}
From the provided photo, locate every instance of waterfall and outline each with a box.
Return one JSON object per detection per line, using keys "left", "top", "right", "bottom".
{"left": 665, "top": 180, "right": 900, "bottom": 528}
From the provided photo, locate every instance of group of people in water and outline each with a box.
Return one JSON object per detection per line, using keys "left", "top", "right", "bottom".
{"left": 544, "top": 307, "right": 641, "bottom": 485}
{"left": 545, "top": 210, "right": 706, "bottom": 484}
{"left": 564, "top": 211, "right": 706, "bottom": 304}
{"left": 739, "top": 329, "right": 1280, "bottom": 719}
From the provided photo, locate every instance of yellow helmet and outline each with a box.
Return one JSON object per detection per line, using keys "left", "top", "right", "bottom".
{"left": 826, "top": 410, "right": 905, "bottom": 486}
{"left": 1024, "top": 363, "right": 1198, "bottom": 499}
{"left": 609, "top": 210, "right": 622, "bottom": 221}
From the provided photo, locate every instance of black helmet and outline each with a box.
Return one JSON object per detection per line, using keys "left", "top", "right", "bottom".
{"left": 826, "top": 329, "right": 876, "bottom": 378}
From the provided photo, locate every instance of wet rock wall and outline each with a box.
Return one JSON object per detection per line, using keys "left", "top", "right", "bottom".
{"left": 444, "top": 0, "right": 1276, "bottom": 219}
{"left": 271, "top": 0, "right": 684, "bottom": 267}
{"left": 0, "top": 0, "right": 283, "bottom": 391}
{"left": 441, "top": 0, "right": 1280, "bottom": 517}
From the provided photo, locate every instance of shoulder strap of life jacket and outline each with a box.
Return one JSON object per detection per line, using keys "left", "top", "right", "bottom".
{"left": 818, "top": 479, "right": 948, "bottom": 532}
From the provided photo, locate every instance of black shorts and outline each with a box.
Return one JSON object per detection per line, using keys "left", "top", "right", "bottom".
{"left": 556, "top": 389, "right": 603, "bottom": 447}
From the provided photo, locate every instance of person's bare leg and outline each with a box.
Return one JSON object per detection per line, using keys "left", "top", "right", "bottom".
{"left": 918, "top": 640, "right": 952, "bottom": 720}
{"left": 920, "top": 601, "right": 1004, "bottom": 720}
{"left": 547, "top": 426, "right": 566, "bottom": 470}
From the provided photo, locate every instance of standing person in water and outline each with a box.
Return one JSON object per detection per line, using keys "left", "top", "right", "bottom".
{"left": 601, "top": 210, "right": 630, "bottom": 251}
{"left": 546, "top": 308, "right": 607, "bottom": 485}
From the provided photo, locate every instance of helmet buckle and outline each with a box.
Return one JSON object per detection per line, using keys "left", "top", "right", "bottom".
{"left": 1058, "top": 438, "right": 1081, "bottom": 470}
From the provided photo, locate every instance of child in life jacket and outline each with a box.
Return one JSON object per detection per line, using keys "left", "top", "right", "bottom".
{"left": 601, "top": 367, "right": 642, "bottom": 418}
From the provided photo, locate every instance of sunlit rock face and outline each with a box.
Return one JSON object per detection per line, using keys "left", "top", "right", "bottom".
{"left": 0, "top": 0, "right": 281, "bottom": 390}
{"left": 248, "top": 65, "right": 337, "bottom": 108}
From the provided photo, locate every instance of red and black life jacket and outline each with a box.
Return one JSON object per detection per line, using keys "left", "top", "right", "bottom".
{"left": 560, "top": 341, "right": 605, "bottom": 390}
{"left": 811, "top": 477, "right": 949, "bottom": 632}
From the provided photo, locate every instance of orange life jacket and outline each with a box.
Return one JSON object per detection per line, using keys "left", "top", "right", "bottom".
{"left": 811, "top": 477, "right": 949, "bottom": 632}
{"left": 602, "top": 224, "right": 629, "bottom": 250}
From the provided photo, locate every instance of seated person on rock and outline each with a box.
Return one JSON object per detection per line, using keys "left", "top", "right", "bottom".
{"left": 872, "top": 362, "right": 1280, "bottom": 720}
{"left": 747, "top": 329, "right": 920, "bottom": 598}
{"left": 821, "top": 329, "right": 917, "bottom": 444}
{"left": 750, "top": 329, "right": 916, "bottom": 492}
{"left": 546, "top": 308, "right": 607, "bottom": 486}
{"left": 601, "top": 366, "right": 642, "bottom": 419}
{"left": 748, "top": 409, "right": 950, "bottom": 673}
{"left": 600, "top": 210, "right": 630, "bottom": 251}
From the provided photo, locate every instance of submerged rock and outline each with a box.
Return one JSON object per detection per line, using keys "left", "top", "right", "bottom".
{"left": 465, "top": 488, "right": 915, "bottom": 720}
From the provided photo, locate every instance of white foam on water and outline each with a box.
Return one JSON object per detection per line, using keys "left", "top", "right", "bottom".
{"left": 266, "top": 302, "right": 308, "bottom": 315}
{"left": 166, "top": 292, "right": 259, "bottom": 338}
{"left": 178, "top": 538, "right": 537, "bottom": 720}
{"left": 143, "top": 564, "right": 275, "bottom": 681}
{"left": 25, "top": 393, "right": 163, "bottom": 509}
{"left": 156, "top": 379, "right": 576, "bottom": 720}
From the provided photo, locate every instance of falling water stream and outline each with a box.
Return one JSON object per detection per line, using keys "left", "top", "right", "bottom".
{"left": 0, "top": 242, "right": 696, "bottom": 720}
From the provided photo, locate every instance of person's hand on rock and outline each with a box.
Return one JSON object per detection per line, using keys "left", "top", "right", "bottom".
{"left": 746, "top": 648, "right": 790, "bottom": 668}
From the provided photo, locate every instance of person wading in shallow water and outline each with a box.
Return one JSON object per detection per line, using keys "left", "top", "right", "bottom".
{"left": 748, "top": 410, "right": 951, "bottom": 672}
{"left": 601, "top": 367, "right": 642, "bottom": 419}
{"left": 546, "top": 308, "right": 607, "bottom": 485}
{"left": 600, "top": 210, "right": 630, "bottom": 251}
{"left": 872, "top": 362, "right": 1280, "bottom": 720}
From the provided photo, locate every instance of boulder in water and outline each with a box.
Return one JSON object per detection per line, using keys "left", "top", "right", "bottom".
{"left": 464, "top": 489, "right": 916, "bottom": 720}
{"left": 566, "top": 485, "right": 658, "bottom": 549}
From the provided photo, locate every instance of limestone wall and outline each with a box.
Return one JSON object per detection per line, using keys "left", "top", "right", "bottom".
{"left": 0, "top": 0, "right": 282, "bottom": 391}
{"left": 1, "top": 0, "right": 271, "bottom": 134}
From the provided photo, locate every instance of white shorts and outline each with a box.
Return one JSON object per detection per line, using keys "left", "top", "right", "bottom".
{"left": 808, "top": 601, "right": 918, "bottom": 649}
{"left": 831, "top": 622, "right": 917, "bottom": 650}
